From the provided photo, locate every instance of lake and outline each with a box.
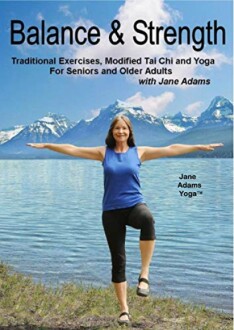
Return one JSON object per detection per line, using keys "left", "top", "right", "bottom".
{"left": 0, "top": 158, "right": 232, "bottom": 314}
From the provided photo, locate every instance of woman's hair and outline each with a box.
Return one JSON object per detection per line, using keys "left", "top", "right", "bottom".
{"left": 105, "top": 115, "right": 136, "bottom": 148}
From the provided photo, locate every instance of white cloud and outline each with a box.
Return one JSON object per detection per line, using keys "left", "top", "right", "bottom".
{"left": 164, "top": 45, "right": 231, "bottom": 85}
{"left": 185, "top": 101, "right": 204, "bottom": 116}
{"left": 36, "top": 12, "right": 44, "bottom": 21}
{"left": 59, "top": 5, "right": 73, "bottom": 18}
{"left": 125, "top": 91, "right": 175, "bottom": 116}
{"left": 60, "top": 0, "right": 230, "bottom": 88}
{"left": 70, "top": 0, "right": 175, "bottom": 63}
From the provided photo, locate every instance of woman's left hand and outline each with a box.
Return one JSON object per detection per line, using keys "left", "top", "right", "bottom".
{"left": 199, "top": 143, "right": 224, "bottom": 151}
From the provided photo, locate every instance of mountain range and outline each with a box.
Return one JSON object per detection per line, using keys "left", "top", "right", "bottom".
{"left": 0, "top": 96, "right": 232, "bottom": 158}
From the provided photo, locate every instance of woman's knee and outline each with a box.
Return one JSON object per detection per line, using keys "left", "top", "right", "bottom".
{"left": 139, "top": 207, "right": 156, "bottom": 240}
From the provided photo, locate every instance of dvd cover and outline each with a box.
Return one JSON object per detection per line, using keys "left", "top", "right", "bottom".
{"left": 0, "top": 0, "right": 233, "bottom": 328}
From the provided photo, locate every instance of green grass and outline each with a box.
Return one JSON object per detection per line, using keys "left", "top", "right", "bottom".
{"left": 0, "top": 263, "right": 232, "bottom": 330}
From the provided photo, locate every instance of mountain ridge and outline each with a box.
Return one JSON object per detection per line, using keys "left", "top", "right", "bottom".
{"left": 0, "top": 96, "right": 232, "bottom": 158}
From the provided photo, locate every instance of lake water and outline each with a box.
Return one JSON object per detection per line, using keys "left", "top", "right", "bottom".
{"left": 0, "top": 159, "right": 232, "bottom": 314}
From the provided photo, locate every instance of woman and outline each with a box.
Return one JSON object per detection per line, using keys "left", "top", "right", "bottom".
{"left": 27, "top": 115, "right": 223, "bottom": 326}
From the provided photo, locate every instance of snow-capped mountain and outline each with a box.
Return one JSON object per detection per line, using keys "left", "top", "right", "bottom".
{"left": 0, "top": 125, "right": 24, "bottom": 145}
{"left": 162, "top": 112, "right": 198, "bottom": 133}
{"left": 168, "top": 96, "right": 233, "bottom": 158}
{"left": 161, "top": 96, "right": 232, "bottom": 133}
{"left": 58, "top": 100, "right": 174, "bottom": 146}
{"left": 197, "top": 96, "right": 233, "bottom": 127}
{"left": 0, "top": 113, "right": 76, "bottom": 155}
{"left": 0, "top": 96, "right": 232, "bottom": 158}
{"left": 17, "top": 112, "right": 76, "bottom": 141}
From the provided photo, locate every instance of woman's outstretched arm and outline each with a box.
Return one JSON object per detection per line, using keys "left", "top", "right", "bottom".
{"left": 27, "top": 143, "right": 105, "bottom": 161}
{"left": 138, "top": 143, "right": 224, "bottom": 162}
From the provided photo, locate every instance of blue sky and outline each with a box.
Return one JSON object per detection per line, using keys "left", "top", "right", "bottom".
{"left": 0, "top": 0, "right": 233, "bottom": 128}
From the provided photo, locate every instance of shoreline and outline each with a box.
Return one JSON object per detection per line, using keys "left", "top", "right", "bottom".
{"left": 0, "top": 263, "right": 233, "bottom": 330}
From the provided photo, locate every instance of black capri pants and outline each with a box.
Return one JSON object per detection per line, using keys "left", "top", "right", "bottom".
{"left": 102, "top": 203, "right": 156, "bottom": 283}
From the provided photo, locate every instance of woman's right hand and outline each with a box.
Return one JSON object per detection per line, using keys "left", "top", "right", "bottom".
{"left": 27, "top": 143, "right": 47, "bottom": 149}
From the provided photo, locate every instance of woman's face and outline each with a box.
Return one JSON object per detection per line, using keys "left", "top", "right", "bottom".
{"left": 112, "top": 119, "right": 130, "bottom": 144}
